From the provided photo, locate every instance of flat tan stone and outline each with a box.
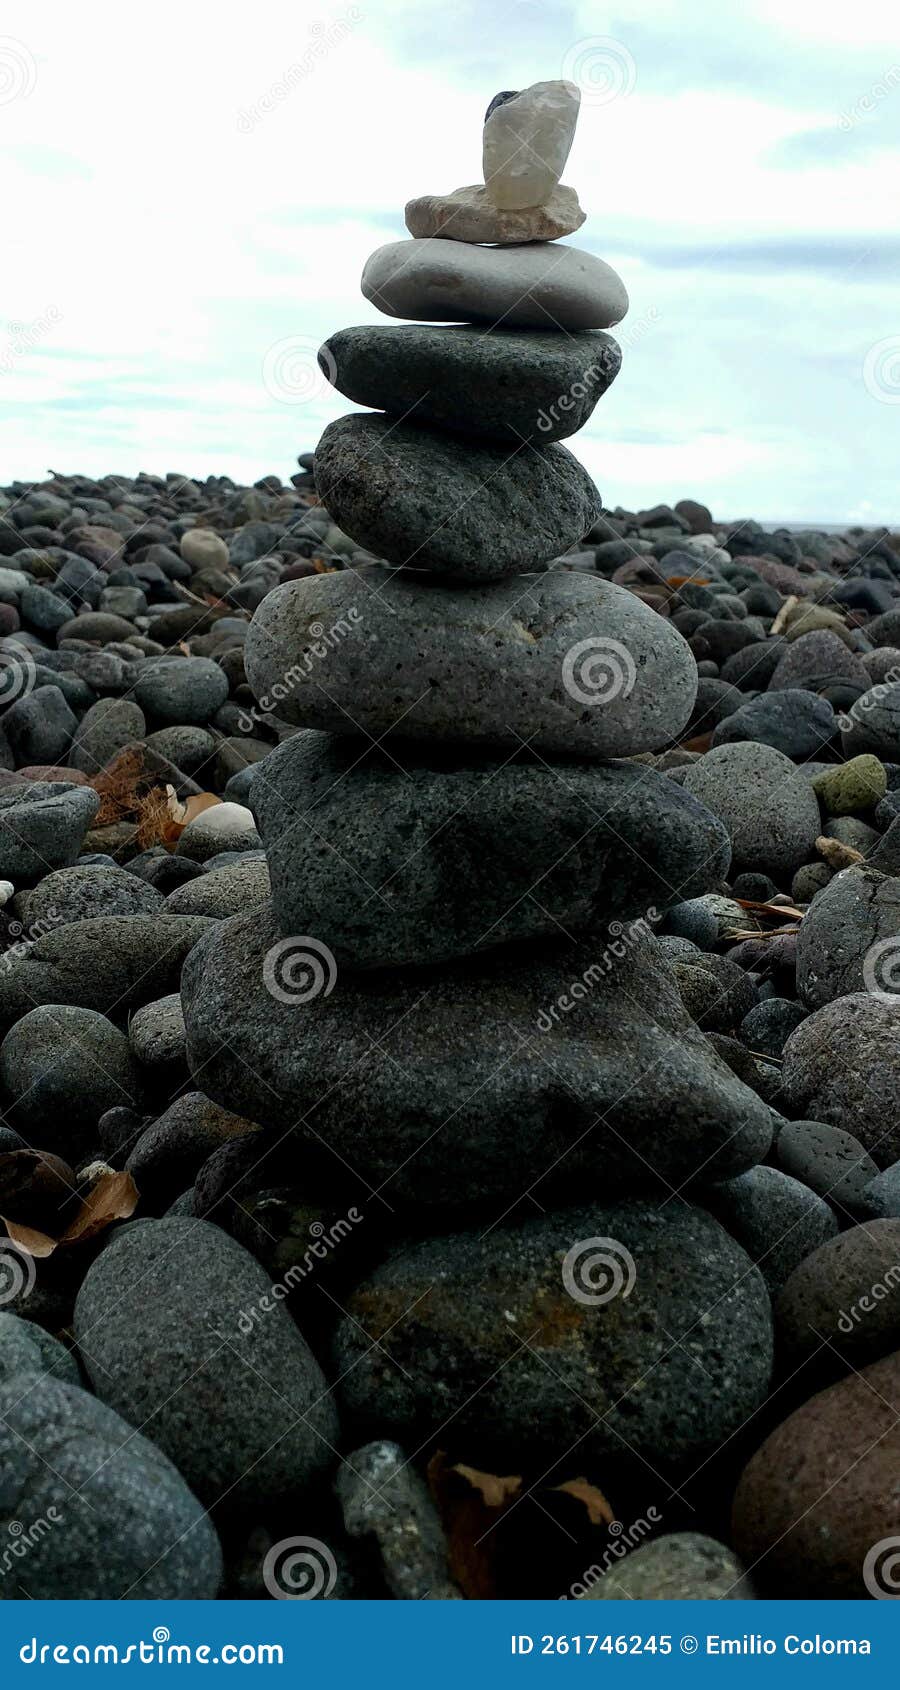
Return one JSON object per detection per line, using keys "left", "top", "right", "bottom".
{"left": 404, "top": 182, "right": 585, "bottom": 244}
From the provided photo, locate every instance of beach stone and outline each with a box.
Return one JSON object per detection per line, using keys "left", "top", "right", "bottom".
{"left": 732, "top": 1351, "right": 900, "bottom": 1596}
{"left": 69, "top": 698, "right": 147, "bottom": 774}
{"left": 580, "top": 1534, "right": 754, "bottom": 1601}
{"left": 75, "top": 1217, "right": 338, "bottom": 1513}
{"left": 0, "top": 782, "right": 99, "bottom": 882}
{"left": 681, "top": 743, "right": 821, "bottom": 882}
{"left": 125, "top": 1093, "right": 258, "bottom": 1209}
{"left": 405, "top": 181, "right": 584, "bottom": 243}
{"left": 740, "top": 997, "right": 806, "bottom": 1057}
{"left": 0, "top": 913, "right": 212, "bottom": 1028}
{"left": 768, "top": 631, "right": 870, "bottom": 693}
{"left": 796, "top": 865, "right": 900, "bottom": 1008}
{"left": 244, "top": 569, "right": 698, "bottom": 759}
{"left": 859, "top": 1161, "right": 900, "bottom": 1220}
{"left": 336, "top": 1441, "right": 459, "bottom": 1600}
{"left": 133, "top": 656, "right": 228, "bottom": 725}
{"left": 0, "top": 1005, "right": 143, "bottom": 1158}
{"left": 331, "top": 1203, "right": 772, "bottom": 1479}
{"left": 711, "top": 689, "right": 835, "bottom": 760}
{"left": 3, "top": 687, "right": 76, "bottom": 768}
{"left": 0, "top": 1313, "right": 79, "bottom": 1387}
{"left": 361, "top": 239, "right": 628, "bottom": 330}
{"left": 180, "top": 529, "right": 229, "bottom": 570}
{"left": 775, "top": 1220, "right": 900, "bottom": 1376}
{"left": 812, "top": 755, "right": 887, "bottom": 814}
{"left": 314, "top": 415, "right": 601, "bottom": 581}
{"left": 702, "top": 1165, "right": 837, "bottom": 1297}
{"left": 174, "top": 802, "right": 260, "bottom": 862}
{"left": 774, "top": 1119, "right": 879, "bottom": 1214}
{"left": 164, "top": 857, "right": 270, "bottom": 919}
{"left": 482, "top": 79, "right": 579, "bottom": 208}
{"left": 12, "top": 863, "right": 163, "bottom": 931}
{"left": 0, "top": 1374, "right": 222, "bottom": 1597}
{"left": 143, "top": 725, "right": 216, "bottom": 776}
{"left": 182, "top": 905, "right": 773, "bottom": 1209}
{"left": 251, "top": 732, "right": 730, "bottom": 968}
{"left": 841, "top": 683, "right": 900, "bottom": 760}
{"left": 319, "top": 325, "right": 621, "bottom": 445}
{"left": 782, "top": 994, "right": 900, "bottom": 1162}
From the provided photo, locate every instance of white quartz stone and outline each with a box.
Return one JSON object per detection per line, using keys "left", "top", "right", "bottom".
{"left": 404, "top": 183, "right": 585, "bottom": 244}
{"left": 360, "top": 238, "right": 628, "bottom": 330}
{"left": 483, "top": 80, "right": 580, "bottom": 210}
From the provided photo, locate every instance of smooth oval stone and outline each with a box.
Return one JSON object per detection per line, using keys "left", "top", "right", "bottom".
{"left": 782, "top": 994, "right": 900, "bottom": 1162}
{"left": 732, "top": 1351, "right": 900, "bottom": 1596}
{"left": 244, "top": 569, "right": 698, "bottom": 758}
{"left": 361, "top": 239, "right": 629, "bottom": 330}
{"left": 314, "top": 415, "right": 601, "bottom": 580}
{"left": 795, "top": 864, "right": 900, "bottom": 1009}
{"left": 251, "top": 732, "right": 730, "bottom": 968}
{"left": 775, "top": 1219, "right": 900, "bottom": 1378}
{"left": 331, "top": 1203, "right": 772, "bottom": 1477}
{"left": 681, "top": 742, "right": 821, "bottom": 882}
{"left": 0, "top": 1375, "right": 222, "bottom": 1598}
{"left": 320, "top": 325, "right": 621, "bottom": 445}
{"left": 579, "top": 1533, "right": 755, "bottom": 1601}
{"left": 181, "top": 905, "right": 773, "bottom": 1209}
{"left": 842, "top": 682, "right": 900, "bottom": 760}
{"left": 74, "top": 1217, "right": 338, "bottom": 1514}
{"left": 405, "top": 182, "right": 585, "bottom": 244}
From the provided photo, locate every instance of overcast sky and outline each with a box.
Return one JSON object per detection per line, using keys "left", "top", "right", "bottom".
{"left": 2, "top": 0, "right": 899, "bottom": 522}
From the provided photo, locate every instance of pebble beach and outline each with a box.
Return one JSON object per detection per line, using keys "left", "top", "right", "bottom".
{"left": 1, "top": 78, "right": 900, "bottom": 1607}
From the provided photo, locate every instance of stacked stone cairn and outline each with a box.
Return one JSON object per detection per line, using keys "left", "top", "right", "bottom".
{"left": 182, "top": 83, "right": 776, "bottom": 1520}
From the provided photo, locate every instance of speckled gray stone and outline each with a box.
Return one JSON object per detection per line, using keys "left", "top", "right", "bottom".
{"left": 782, "top": 994, "right": 900, "bottom": 1162}
{"left": 0, "top": 1004, "right": 143, "bottom": 1158}
{"left": 133, "top": 656, "right": 228, "bottom": 725}
{"left": 0, "top": 1374, "right": 222, "bottom": 1597}
{"left": 841, "top": 682, "right": 900, "bottom": 760}
{"left": 331, "top": 1203, "right": 773, "bottom": 1478}
{"left": 702, "top": 1165, "right": 838, "bottom": 1296}
{"left": 0, "top": 783, "right": 100, "bottom": 883}
{"left": 796, "top": 865, "right": 900, "bottom": 1009}
{"left": 681, "top": 742, "right": 821, "bottom": 882}
{"left": 0, "top": 914, "right": 212, "bottom": 1028}
{"left": 75, "top": 1217, "right": 338, "bottom": 1514}
{"left": 69, "top": 698, "right": 147, "bottom": 774}
{"left": 0, "top": 1314, "right": 79, "bottom": 1388}
{"left": 245, "top": 569, "right": 698, "bottom": 758}
{"left": 250, "top": 732, "right": 730, "bottom": 968}
{"left": 578, "top": 1533, "right": 755, "bottom": 1600}
{"left": 181, "top": 905, "right": 773, "bottom": 1208}
{"left": 164, "top": 857, "right": 271, "bottom": 919}
{"left": 12, "top": 864, "right": 164, "bottom": 932}
{"left": 314, "top": 414, "right": 602, "bottom": 580}
{"left": 319, "top": 324, "right": 621, "bottom": 444}
{"left": 336, "top": 1441, "right": 460, "bottom": 1599}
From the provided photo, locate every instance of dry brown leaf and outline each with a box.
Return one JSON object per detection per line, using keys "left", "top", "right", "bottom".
{"left": 1, "top": 1219, "right": 57, "bottom": 1257}
{"left": 452, "top": 1464, "right": 523, "bottom": 1510}
{"left": 553, "top": 1477, "right": 616, "bottom": 1526}
{"left": 735, "top": 898, "right": 806, "bottom": 921}
{"left": 2, "top": 1171, "right": 138, "bottom": 1257}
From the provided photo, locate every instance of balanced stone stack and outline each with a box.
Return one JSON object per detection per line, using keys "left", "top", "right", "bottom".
{"left": 181, "top": 83, "right": 775, "bottom": 1490}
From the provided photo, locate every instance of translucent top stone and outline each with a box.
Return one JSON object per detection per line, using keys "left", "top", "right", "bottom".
{"left": 482, "top": 79, "right": 580, "bottom": 211}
